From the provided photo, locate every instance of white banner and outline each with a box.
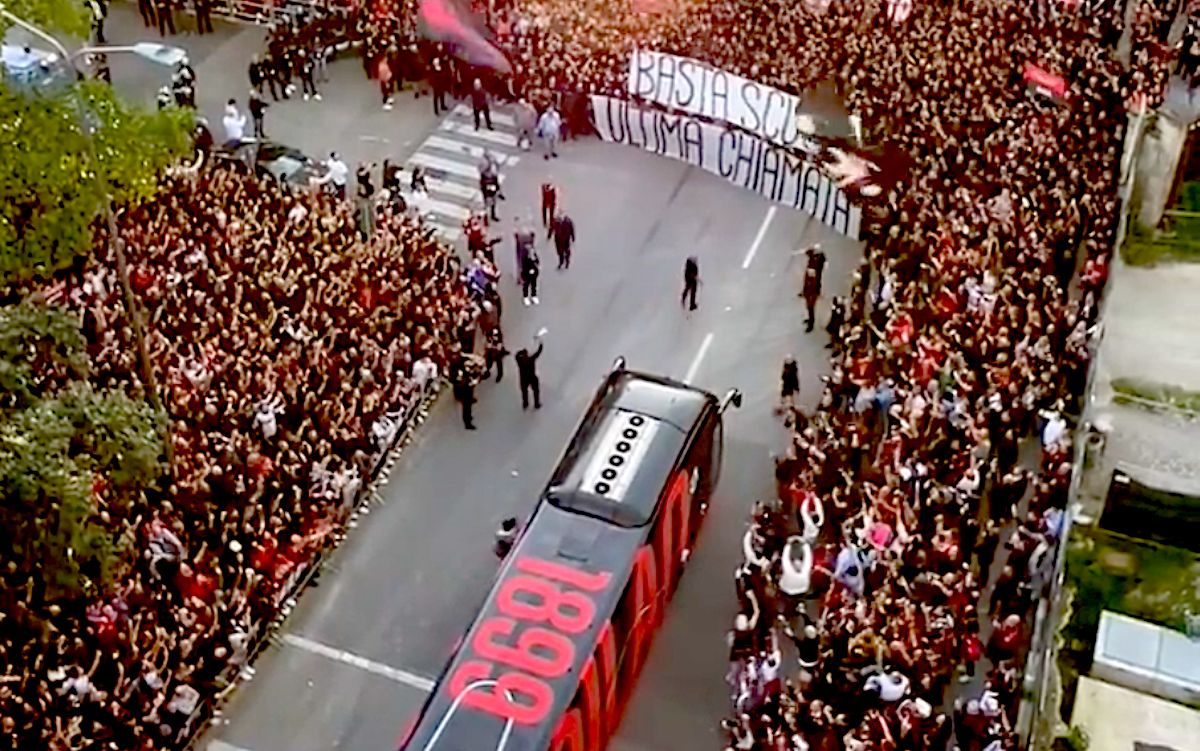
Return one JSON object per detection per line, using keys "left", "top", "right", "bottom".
{"left": 591, "top": 95, "right": 860, "bottom": 239}
{"left": 627, "top": 49, "right": 819, "bottom": 153}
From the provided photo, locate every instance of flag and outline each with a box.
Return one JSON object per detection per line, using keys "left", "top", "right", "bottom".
{"left": 418, "top": 0, "right": 512, "bottom": 74}
{"left": 887, "top": 0, "right": 913, "bottom": 24}
{"left": 1023, "top": 63, "right": 1067, "bottom": 104}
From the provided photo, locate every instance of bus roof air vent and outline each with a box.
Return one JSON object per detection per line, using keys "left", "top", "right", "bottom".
{"left": 580, "top": 410, "right": 660, "bottom": 504}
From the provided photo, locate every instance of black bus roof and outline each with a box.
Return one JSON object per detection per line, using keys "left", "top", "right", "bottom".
{"left": 400, "top": 368, "right": 717, "bottom": 751}
{"left": 545, "top": 370, "right": 715, "bottom": 528}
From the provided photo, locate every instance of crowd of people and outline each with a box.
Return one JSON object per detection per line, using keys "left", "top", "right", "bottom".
{"left": 1, "top": 157, "right": 473, "bottom": 749}
{"left": 707, "top": 3, "right": 1174, "bottom": 751}
{"left": 3, "top": 0, "right": 1187, "bottom": 748}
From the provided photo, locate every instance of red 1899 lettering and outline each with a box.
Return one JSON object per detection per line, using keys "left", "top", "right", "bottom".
{"left": 515, "top": 557, "right": 613, "bottom": 592}
{"left": 448, "top": 660, "right": 555, "bottom": 726}
{"left": 497, "top": 574, "right": 595, "bottom": 634}
{"left": 473, "top": 618, "right": 576, "bottom": 678}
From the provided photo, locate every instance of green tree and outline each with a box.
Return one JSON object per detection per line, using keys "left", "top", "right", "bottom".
{"left": 0, "top": 79, "right": 192, "bottom": 284}
{"left": 0, "top": 301, "right": 166, "bottom": 601}
{"left": 0, "top": 0, "right": 90, "bottom": 40}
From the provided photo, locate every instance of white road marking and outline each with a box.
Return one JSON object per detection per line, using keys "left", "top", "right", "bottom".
{"left": 424, "top": 175, "right": 480, "bottom": 202}
{"left": 424, "top": 135, "right": 519, "bottom": 166}
{"left": 281, "top": 633, "right": 435, "bottom": 692}
{"left": 408, "top": 152, "right": 482, "bottom": 180}
{"left": 438, "top": 120, "right": 521, "bottom": 148}
{"left": 741, "top": 205, "right": 777, "bottom": 270}
{"left": 450, "top": 102, "right": 517, "bottom": 127}
{"left": 207, "top": 741, "right": 255, "bottom": 751}
{"left": 684, "top": 332, "right": 715, "bottom": 385}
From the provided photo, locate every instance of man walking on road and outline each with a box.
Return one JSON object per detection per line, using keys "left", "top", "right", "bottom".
{"left": 682, "top": 256, "right": 700, "bottom": 312}
{"left": 801, "top": 243, "right": 827, "bottom": 332}
{"left": 550, "top": 210, "right": 575, "bottom": 270}
{"left": 520, "top": 248, "right": 541, "bottom": 306}
{"left": 515, "top": 331, "right": 546, "bottom": 410}
{"left": 540, "top": 180, "right": 557, "bottom": 228}
{"left": 471, "top": 78, "right": 493, "bottom": 130}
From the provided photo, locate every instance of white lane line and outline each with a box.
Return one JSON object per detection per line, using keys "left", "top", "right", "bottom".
{"left": 281, "top": 633, "right": 435, "bottom": 692}
{"left": 207, "top": 741, "right": 256, "bottom": 751}
{"left": 438, "top": 120, "right": 521, "bottom": 148}
{"left": 741, "top": 206, "right": 777, "bottom": 270}
{"left": 684, "top": 332, "right": 715, "bottom": 385}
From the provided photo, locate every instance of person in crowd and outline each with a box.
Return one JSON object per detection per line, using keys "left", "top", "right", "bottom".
{"left": 249, "top": 55, "right": 272, "bottom": 99}
{"left": 248, "top": 89, "right": 268, "bottom": 138}
{"left": 315, "top": 151, "right": 349, "bottom": 200}
{"left": 429, "top": 53, "right": 449, "bottom": 115}
{"left": 10, "top": 158, "right": 470, "bottom": 749}
{"left": 154, "top": 0, "right": 174, "bottom": 36}
{"left": 297, "top": 49, "right": 321, "bottom": 101}
{"left": 137, "top": 0, "right": 156, "bottom": 28}
{"left": 515, "top": 98, "right": 538, "bottom": 151}
{"left": 470, "top": 78, "right": 492, "bottom": 131}
{"left": 537, "top": 103, "right": 563, "bottom": 160}
{"left": 221, "top": 99, "right": 246, "bottom": 143}
{"left": 549, "top": 209, "right": 575, "bottom": 270}
{"left": 193, "top": 0, "right": 213, "bottom": 35}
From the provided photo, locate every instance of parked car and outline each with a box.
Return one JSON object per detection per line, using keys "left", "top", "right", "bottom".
{"left": 213, "top": 138, "right": 323, "bottom": 187}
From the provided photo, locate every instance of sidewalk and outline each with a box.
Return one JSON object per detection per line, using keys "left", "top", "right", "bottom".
{"left": 1079, "top": 254, "right": 1200, "bottom": 519}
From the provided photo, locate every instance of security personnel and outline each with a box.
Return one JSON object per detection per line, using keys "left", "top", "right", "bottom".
{"left": 514, "top": 331, "right": 545, "bottom": 410}
{"left": 484, "top": 326, "right": 508, "bottom": 383}
{"left": 449, "top": 351, "right": 484, "bottom": 430}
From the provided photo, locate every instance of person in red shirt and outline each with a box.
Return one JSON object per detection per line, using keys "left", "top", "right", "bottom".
{"left": 540, "top": 180, "right": 557, "bottom": 228}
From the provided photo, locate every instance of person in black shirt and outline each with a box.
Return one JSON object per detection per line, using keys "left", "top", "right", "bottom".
{"left": 801, "top": 243, "right": 826, "bottom": 332}
{"left": 484, "top": 326, "right": 508, "bottom": 382}
{"left": 550, "top": 211, "right": 575, "bottom": 270}
{"left": 682, "top": 256, "right": 700, "bottom": 311}
{"left": 471, "top": 78, "right": 492, "bottom": 130}
{"left": 520, "top": 250, "right": 540, "bottom": 306}
{"left": 248, "top": 89, "right": 268, "bottom": 137}
{"left": 514, "top": 332, "right": 545, "bottom": 409}
{"left": 356, "top": 163, "right": 375, "bottom": 201}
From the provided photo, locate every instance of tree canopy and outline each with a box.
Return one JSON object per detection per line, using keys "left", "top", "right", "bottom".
{"left": 0, "top": 80, "right": 192, "bottom": 285}
{"left": 0, "top": 301, "right": 166, "bottom": 601}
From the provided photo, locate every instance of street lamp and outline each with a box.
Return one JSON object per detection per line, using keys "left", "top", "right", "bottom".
{"left": 1, "top": 6, "right": 186, "bottom": 438}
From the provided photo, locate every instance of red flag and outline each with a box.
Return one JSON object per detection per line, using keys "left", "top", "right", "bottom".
{"left": 1023, "top": 63, "right": 1067, "bottom": 103}
{"left": 418, "top": 0, "right": 512, "bottom": 74}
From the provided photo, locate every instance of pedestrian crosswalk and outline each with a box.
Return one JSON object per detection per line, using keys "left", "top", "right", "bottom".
{"left": 404, "top": 103, "right": 523, "bottom": 243}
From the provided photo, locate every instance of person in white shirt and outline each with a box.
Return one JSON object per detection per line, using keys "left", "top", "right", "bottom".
{"left": 221, "top": 99, "right": 246, "bottom": 143}
{"left": 863, "top": 670, "right": 910, "bottom": 702}
{"left": 314, "top": 151, "right": 349, "bottom": 200}
{"left": 537, "top": 105, "right": 562, "bottom": 159}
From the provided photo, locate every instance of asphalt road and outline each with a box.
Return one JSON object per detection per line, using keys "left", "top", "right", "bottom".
{"left": 90, "top": 8, "right": 864, "bottom": 751}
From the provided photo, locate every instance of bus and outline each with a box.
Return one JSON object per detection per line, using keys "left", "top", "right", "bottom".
{"left": 399, "top": 358, "right": 741, "bottom": 751}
